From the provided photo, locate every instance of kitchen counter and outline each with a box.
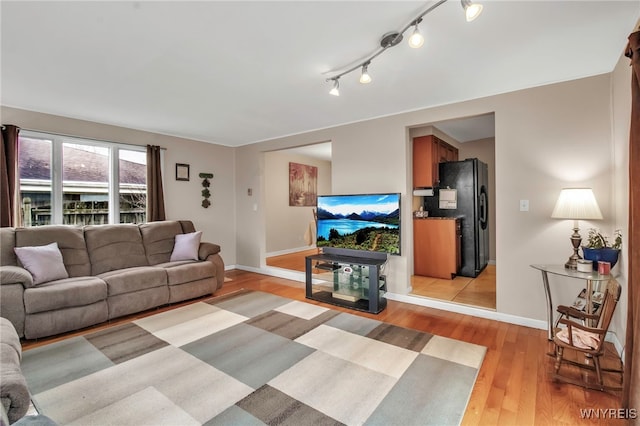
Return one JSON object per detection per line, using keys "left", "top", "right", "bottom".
{"left": 413, "top": 216, "right": 461, "bottom": 220}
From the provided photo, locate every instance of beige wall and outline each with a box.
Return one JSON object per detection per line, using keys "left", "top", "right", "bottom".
{"left": 1, "top": 106, "right": 238, "bottom": 268}
{"left": 264, "top": 150, "right": 331, "bottom": 254}
{"left": 234, "top": 73, "right": 622, "bottom": 330}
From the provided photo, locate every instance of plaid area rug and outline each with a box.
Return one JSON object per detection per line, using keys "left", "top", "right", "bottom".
{"left": 22, "top": 290, "right": 486, "bottom": 425}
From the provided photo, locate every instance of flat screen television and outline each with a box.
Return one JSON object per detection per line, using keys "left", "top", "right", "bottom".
{"left": 316, "top": 193, "right": 401, "bottom": 255}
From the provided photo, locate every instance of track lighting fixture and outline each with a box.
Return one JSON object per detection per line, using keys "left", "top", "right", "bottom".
{"left": 408, "top": 19, "right": 424, "bottom": 49}
{"left": 325, "top": 0, "right": 483, "bottom": 95}
{"left": 359, "top": 63, "right": 372, "bottom": 84}
{"left": 462, "top": 0, "right": 483, "bottom": 22}
{"left": 329, "top": 78, "right": 340, "bottom": 96}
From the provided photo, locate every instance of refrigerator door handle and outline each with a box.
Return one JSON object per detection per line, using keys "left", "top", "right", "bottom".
{"left": 479, "top": 186, "right": 488, "bottom": 230}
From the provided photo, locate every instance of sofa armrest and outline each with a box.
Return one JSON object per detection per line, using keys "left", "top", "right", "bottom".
{"left": 0, "top": 319, "right": 29, "bottom": 423}
{"left": 0, "top": 266, "right": 33, "bottom": 288}
{"left": 0, "top": 367, "right": 30, "bottom": 424}
{"left": 0, "top": 269, "right": 29, "bottom": 338}
{"left": 198, "top": 242, "right": 221, "bottom": 259}
{"left": 198, "top": 243, "right": 224, "bottom": 291}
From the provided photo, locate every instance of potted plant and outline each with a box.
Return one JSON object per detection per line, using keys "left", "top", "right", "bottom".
{"left": 582, "top": 228, "right": 622, "bottom": 270}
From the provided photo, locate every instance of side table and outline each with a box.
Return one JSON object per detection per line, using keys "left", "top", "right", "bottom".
{"left": 530, "top": 264, "right": 610, "bottom": 340}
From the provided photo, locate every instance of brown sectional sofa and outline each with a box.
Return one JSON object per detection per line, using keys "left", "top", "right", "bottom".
{"left": 0, "top": 220, "right": 224, "bottom": 339}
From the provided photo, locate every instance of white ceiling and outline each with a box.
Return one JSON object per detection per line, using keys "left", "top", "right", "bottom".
{"left": 1, "top": 1, "right": 638, "bottom": 149}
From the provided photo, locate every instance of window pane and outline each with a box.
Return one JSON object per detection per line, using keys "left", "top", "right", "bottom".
{"left": 62, "top": 143, "right": 109, "bottom": 225}
{"left": 18, "top": 137, "right": 52, "bottom": 226}
{"left": 119, "top": 149, "right": 146, "bottom": 223}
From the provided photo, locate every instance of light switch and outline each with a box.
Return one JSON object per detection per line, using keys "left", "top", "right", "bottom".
{"left": 519, "top": 200, "right": 529, "bottom": 211}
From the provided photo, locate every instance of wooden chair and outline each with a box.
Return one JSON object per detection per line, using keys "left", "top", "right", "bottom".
{"left": 552, "top": 278, "right": 623, "bottom": 391}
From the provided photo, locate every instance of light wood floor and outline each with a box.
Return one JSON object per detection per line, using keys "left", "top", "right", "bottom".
{"left": 212, "top": 271, "right": 626, "bottom": 426}
{"left": 411, "top": 264, "right": 497, "bottom": 310}
{"left": 23, "top": 270, "right": 624, "bottom": 425}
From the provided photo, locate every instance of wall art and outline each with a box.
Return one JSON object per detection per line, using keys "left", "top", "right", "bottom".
{"left": 289, "top": 162, "right": 317, "bottom": 207}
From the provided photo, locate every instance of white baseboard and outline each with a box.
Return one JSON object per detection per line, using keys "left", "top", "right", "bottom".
{"left": 385, "top": 292, "right": 547, "bottom": 330}
{"left": 606, "top": 332, "right": 623, "bottom": 357}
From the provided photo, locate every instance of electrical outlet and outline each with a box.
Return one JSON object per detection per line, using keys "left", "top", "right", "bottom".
{"left": 520, "top": 200, "right": 529, "bottom": 211}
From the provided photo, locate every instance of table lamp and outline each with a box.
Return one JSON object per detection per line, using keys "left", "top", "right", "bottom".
{"left": 551, "top": 188, "right": 602, "bottom": 269}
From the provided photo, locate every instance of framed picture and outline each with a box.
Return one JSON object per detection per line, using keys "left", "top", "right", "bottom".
{"left": 176, "top": 163, "right": 190, "bottom": 181}
{"left": 289, "top": 162, "right": 317, "bottom": 206}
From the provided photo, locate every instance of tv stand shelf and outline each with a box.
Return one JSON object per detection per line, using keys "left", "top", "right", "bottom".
{"left": 305, "top": 253, "right": 387, "bottom": 314}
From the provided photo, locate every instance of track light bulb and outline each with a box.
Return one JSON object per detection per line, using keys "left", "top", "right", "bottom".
{"left": 359, "top": 64, "right": 371, "bottom": 84}
{"left": 329, "top": 79, "right": 340, "bottom": 96}
{"left": 408, "top": 24, "right": 424, "bottom": 48}
{"left": 461, "top": 0, "right": 483, "bottom": 22}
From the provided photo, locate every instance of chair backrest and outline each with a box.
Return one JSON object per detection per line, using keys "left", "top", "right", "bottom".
{"left": 596, "top": 278, "right": 621, "bottom": 331}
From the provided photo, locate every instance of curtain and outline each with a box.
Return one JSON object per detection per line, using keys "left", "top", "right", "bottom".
{"left": 623, "top": 30, "right": 640, "bottom": 419}
{"left": 146, "top": 145, "right": 166, "bottom": 222}
{"left": 1, "top": 125, "right": 20, "bottom": 227}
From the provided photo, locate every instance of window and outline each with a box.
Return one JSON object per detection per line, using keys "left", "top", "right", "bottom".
{"left": 118, "top": 149, "right": 147, "bottom": 224}
{"left": 18, "top": 131, "right": 147, "bottom": 226}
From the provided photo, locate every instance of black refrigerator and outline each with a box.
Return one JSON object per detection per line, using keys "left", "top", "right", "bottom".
{"left": 423, "top": 158, "right": 489, "bottom": 278}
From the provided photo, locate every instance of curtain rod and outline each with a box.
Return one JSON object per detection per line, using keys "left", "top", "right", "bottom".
{"left": 12, "top": 126, "right": 166, "bottom": 150}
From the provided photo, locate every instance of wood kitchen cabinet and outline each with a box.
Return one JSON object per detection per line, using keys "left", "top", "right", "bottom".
{"left": 413, "top": 218, "right": 461, "bottom": 279}
{"left": 413, "top": 135, "right": 458, "bottom": 187}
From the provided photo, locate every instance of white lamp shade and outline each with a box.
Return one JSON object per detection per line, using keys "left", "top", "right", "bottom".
{"left": 551, "top": 188, "right": 603, "bottom": 220}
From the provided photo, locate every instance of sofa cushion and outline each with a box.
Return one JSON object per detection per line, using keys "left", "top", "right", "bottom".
{"left": 0, "top": 284, "right": 26, "bottom": 338}
{"left": 25, "top": 302, "right": 108, "bottom": 340}
{"left": 0, "top": 228, "right": 17, "bottom": 266}
{"left": 139, "top": 221, "right": 184, "bottom": 265}
{"left": 156, "top": 260, "right": 215, "bottom": 286}
{"left": 179, "top": 220, "right": 197, "bottom": 234}
{"left": 0, "top": 318, "right": 21, "bottom": 360}
{"left": 15, "top": 225, "right": 90, "bottom": 277}
{"left": 14, "top": 242, "right": 69, "bottom": 286}
{"left": 23, "top": 277, "right": 108, "bottom": 314}
{"left": 98, "top": 266, "right": 167, "bottom": 296}
{"left": 170, "top": 231, "right": 202, "bottom": 262}
{"left": 85, "top": 224, "right": 148, "bottom": 275}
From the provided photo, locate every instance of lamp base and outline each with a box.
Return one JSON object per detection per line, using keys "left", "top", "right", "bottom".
{"left": 564, "top": 226, "right": 583, "bottom": 270}
{"left": 564, "top": 255, "right": 580, "bottom": 270}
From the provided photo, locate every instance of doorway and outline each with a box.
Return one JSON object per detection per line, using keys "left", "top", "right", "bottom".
{"left": 409, "top": 114, "right": 496, "bottom": 310}
{"left": 263, "top": 142, "right": 332, "bottom": 273}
